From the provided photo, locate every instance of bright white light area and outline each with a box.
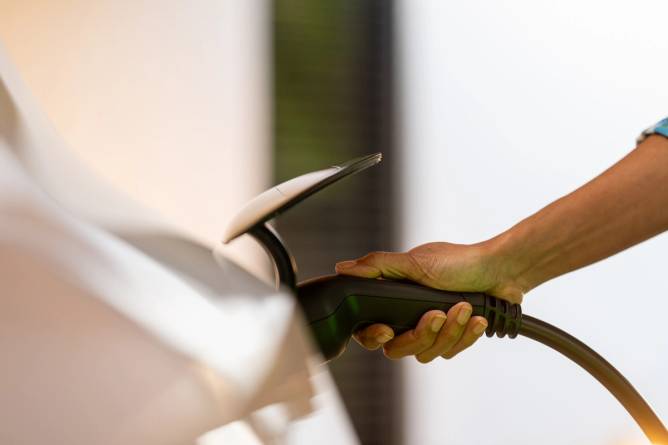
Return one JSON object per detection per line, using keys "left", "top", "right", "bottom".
{"left": 397, "top": 1, "right": 668, "bottom": 444}
{"left": 0, "top": 0, "right": 272, "bottom": 274}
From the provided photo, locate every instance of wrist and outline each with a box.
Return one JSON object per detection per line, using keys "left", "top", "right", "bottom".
{"left": 477, "top": 230, "right": 535, "bottom": 303}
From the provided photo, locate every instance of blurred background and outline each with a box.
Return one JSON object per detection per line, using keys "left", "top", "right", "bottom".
{"left": 274, "top": 1, "right": 668, "bottom": 444}
{"left": 2, "top": 0, "right": 667, "bottom": 444}
{"left": 273, "top": 2, "right": 400, "bottom": 445}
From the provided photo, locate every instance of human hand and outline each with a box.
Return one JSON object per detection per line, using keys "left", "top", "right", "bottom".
{"left": 335, "top": 241, "right": 523, "bottom": 362}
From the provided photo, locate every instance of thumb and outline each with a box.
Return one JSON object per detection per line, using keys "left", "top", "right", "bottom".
{"left": 335, "top": 251, "right": 424, "bottom": 281}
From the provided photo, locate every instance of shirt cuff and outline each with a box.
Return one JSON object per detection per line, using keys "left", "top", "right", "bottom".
{"left": 637, "top": 117, "right": 668, "bottom": 144}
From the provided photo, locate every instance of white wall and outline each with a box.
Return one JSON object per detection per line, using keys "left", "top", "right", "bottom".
{"left": 398, "top": 1, "right": 668, "bottom": 444}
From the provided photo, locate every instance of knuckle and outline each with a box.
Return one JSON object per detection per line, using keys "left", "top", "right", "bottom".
{"left": 416, "top": 354, "right": 433, "bottom": 364}
{"left": 361, "top": 251, "right": 382, "bottom": 263}
{"left": 437, "top": 342, "right": 455, "bottom": 356}
{"left": 406, "top": 251, "right": 437, "bottom": 282}
{"left": 456, "top": 341, "right": 473, "bottom": 351}
{"left": 411, "top": 331, "right": 424, "bottom": 342}
{"left": 442, "top": 331, "right": 460, "bottom": 344}
{"left": 464, "top": 333, "right": 481, "bottom": 346}
{"left": 419, "top": 336, "right": 435, "bottom": 349}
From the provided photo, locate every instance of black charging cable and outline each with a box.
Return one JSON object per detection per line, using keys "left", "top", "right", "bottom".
{"left": 519, "top": 315, "right": 667, "bottom": 444}
{"left": 250, "top": 223, "right": 667, "bottom": 443}
{"left": 297, "top": 276, "right": 668, "bottom": 445}
{"left": 474, "top": 295, "right": 668, "bottom": 445}
{"left": 481, "top": 295, "right": 666, "bottom": 443}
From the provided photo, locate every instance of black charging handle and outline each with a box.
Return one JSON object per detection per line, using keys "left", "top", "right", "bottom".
{"left": 223, "top": 154, "right": 668, "bottom": 444}
{"left": 298, "top": 274, "right": 521, "bottom": 360}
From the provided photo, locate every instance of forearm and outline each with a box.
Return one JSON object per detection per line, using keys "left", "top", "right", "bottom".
{"left": 488, "top": 135, "right": 668, "bottom": 294}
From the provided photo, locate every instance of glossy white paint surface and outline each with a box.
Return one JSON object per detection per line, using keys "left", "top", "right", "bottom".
{"left": 0, "top": 2, "right": 358, "bottom": 444}
{"left": 223, "top": 168, "right": 339, "bottom": 243}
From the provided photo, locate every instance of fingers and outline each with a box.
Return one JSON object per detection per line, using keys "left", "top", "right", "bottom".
{"left": 382, "top": 310, "right": 447, "bottom": 359}
{"left": 440, "top": 315, "right": 487, "bottom": 359}
{"left": 335, "top": 259, "right": 382, "bottom": 278}
{"left": 338, "top": 248, "right": 491, "bottom": 362}
{"left": 353, "top": 323, "right": 395, "bottom": 350}
{"left": 415, "top": 303, "right": 487, "bottom": 363}
{"left": 335, "top": 251, "right": 427, "bottom": 282}
{"left": 354, "top": 305, "right": 488, "bottom": 362}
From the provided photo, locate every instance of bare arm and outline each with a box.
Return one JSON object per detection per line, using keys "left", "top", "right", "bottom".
{"left": 491, "top": 134, "right": 668, "bottom": 296}
{"left": 337, "top": 135, "right": 668, "bottom": 362}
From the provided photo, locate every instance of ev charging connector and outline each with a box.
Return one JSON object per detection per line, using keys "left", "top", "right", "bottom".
{"left": 223, "top": 153, "right": 668, "bottom": 444}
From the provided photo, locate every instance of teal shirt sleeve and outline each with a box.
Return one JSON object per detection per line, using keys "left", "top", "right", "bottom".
{"left": 637, "top": 117, "right": 668, "bottom": 144}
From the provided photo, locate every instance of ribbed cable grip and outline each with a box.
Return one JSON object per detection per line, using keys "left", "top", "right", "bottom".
{"left": 483, "top": 295, "right": 522, "bottom": 338}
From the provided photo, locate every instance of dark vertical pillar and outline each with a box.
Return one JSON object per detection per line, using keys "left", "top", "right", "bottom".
{"left": 272, "top": 1, "right": 400, "bottom": 444}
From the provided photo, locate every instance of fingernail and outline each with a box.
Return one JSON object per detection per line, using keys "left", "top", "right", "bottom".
{"left": 336, "top": 260, "right": 356, "bottom": 271}
{"left": 457, "top": 306, "right": 472, "bottom": 325}
{"left": 376, "top": 333, "right": 393, "bottom": 344}
{"left": 430, "top": 315, "right": 447, "bottom": 332}
{"left": 473, "top": 321, "right": 488, "bottom": 335}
